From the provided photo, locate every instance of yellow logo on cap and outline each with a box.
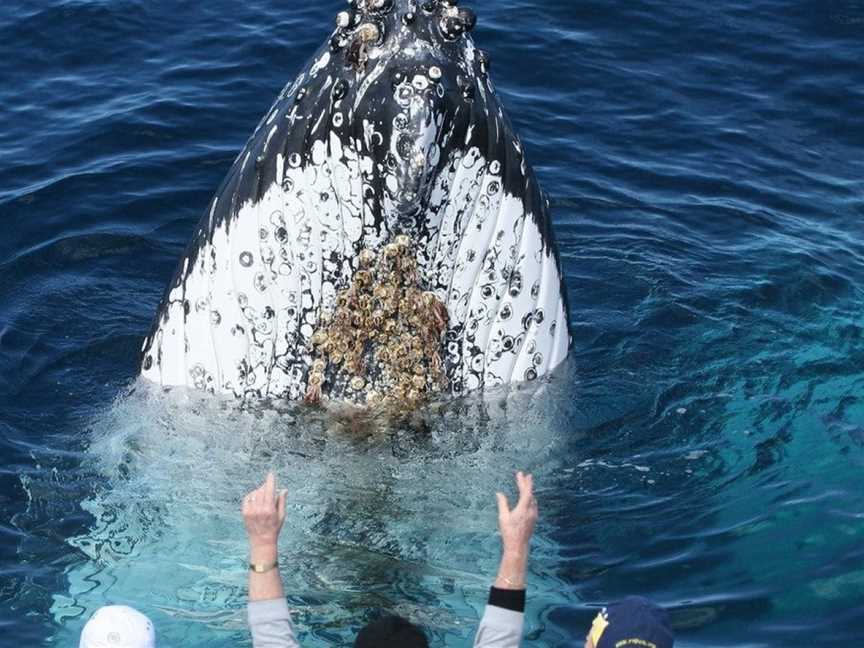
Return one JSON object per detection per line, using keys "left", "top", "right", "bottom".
{"left": 589, "top": 611, "right": 609, "bottom": 646}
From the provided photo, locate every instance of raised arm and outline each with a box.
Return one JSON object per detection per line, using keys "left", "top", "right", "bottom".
{"left": 242, "top": 472, "right": 300, "bottom": 648}
{"left": 473, "top": 471, "right": 539, "bottom": 648}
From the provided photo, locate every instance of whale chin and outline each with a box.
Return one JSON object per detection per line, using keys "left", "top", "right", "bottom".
{"left": 140, "top": 0, "right": 571, "bottom": 404}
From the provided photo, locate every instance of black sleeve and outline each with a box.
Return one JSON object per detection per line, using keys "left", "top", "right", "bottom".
{"left": 487, "top": 587, "right": 526, "bottom": 613}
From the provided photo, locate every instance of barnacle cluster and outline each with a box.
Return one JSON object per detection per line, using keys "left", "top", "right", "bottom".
{"left": 305, "top": 235, "right": 449, "bottom": 407}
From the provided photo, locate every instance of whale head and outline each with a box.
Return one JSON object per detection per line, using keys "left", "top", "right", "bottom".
{"left": 141, "top": 0, "right": 571, "bottom": 404}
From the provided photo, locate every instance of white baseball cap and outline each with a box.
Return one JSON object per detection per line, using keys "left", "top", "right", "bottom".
{"left": 79, "top": 605, "right": 156, "bottom": 648}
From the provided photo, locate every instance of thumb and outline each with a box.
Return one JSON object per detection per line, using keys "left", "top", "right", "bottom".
{"left": 277, "top": 490, "right": 288, "bottom": 523}
{"left": 496, "top": 492, "right": 510, "bottom": 519}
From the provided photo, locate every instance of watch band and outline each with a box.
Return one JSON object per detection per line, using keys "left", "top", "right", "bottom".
{"left": 249, "top": 560, "right": 279, "bottom": 574}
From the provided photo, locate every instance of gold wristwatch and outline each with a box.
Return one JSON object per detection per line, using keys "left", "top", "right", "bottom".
{"left": 249, "top": 560, "right": 279, "bottom": 573}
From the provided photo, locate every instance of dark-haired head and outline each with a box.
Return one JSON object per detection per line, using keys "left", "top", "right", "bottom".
{"left": 354, "top": 615, "right": 428, "bottom": 648}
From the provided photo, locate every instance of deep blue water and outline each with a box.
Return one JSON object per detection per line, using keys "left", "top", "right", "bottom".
{"left": 1, "top": 1, "right": 863, "bottom": 646}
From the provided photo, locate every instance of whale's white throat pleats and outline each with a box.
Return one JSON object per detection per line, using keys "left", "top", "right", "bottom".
{"left": 141, "top": 0, "right": 571, "bottom": 402}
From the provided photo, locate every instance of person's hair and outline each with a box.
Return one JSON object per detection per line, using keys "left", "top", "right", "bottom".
{"left": 354, "top": 614, "right": 428, "bottom": 648}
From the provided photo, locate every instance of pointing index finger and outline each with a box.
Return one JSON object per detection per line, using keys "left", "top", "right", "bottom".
{"left": 264, "top": 472, "right": 276, "bottom": 503}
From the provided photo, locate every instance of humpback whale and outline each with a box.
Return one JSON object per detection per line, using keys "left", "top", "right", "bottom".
{"left": 140, "top": 0, "right": 571, "bottom": 404}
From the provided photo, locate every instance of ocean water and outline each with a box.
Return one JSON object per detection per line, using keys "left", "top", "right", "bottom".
{"left": 1, "top": 0, "right": 863, "bottom": 646}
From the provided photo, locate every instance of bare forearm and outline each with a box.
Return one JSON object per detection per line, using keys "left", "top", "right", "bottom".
{"left": 249, "top": 542, "right": 284, "bottom": 602}
{"left": 494, "top": 549, "right": 529, "bottom": 590}
{"left": 476, "top": 549, "right": 528, "bottom": 648}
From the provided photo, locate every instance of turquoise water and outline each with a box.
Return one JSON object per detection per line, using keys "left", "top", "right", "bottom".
{"left": 1, "top": 0, "right": 863, "bottom": 646}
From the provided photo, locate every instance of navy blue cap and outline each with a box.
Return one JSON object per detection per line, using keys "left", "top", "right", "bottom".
{"left": 590, "top": 597, "right": 674, "bottom": 648}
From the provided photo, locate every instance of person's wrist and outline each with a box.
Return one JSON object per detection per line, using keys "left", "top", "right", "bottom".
{"left": 502, "top": 545, "right": 529, "bottom": 560}
{"left": 249, "top": 540, "right": 279, "bottom": 563}
{"left": 499, "top": 553, "right": 528, "bottom": 573}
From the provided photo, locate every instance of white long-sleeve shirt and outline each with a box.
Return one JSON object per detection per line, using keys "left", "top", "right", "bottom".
{"left": 248, "top": 587, "right": 525, "bottom": 648}
{"left": 472, "top": 603, "right": 525, "bottom": 647}
{"left": 247, "top": 598, "right": 300, "bottom": 648}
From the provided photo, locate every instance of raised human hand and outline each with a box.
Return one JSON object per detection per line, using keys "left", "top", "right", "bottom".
{"left": 495, "top": 470, "right": 539, "bottom": 555}
{"left": 242, "top": 472, "right": 288, "bottom": 551}
{"left": 493, "top": 471, "right": 539, "bottom": 591}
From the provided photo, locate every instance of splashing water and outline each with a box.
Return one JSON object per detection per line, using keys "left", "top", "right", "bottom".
{"left": 46, "top": 376, "right": 584, "bottom": 646}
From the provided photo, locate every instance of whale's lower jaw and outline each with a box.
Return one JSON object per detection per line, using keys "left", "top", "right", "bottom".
{"left": 140, "top": 0, "right": 571, "bottom": 402}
